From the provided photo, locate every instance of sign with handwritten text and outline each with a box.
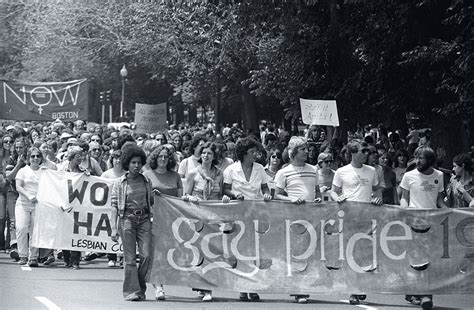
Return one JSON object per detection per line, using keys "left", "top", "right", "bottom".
{"left": 134, "top": 102, "right": 167, "bottom": 134}
{"left": 300, "top": 99, "right": 339, "bottom": 126}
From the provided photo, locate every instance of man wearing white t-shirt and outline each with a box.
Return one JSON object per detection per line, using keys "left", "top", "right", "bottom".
{"left": 399, "top": 146, "right": 446, "bottom": 310}
{"left": 331, "top": 140, "right": 382, "bottom": 205}
{"left": 330, "top": 139, "right": 382, "bottom": 305}
{"left": 274, "top": 136, "right": 321, "bottom": 304}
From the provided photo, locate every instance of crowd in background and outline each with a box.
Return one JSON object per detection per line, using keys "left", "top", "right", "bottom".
{"left": 0, "top": 118, "right": 473, "bottom": 306}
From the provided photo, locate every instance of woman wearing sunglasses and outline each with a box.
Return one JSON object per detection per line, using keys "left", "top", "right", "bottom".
{"left": 0, "top": 135, "right": 13, "bottom": 253}
{"left": 14, "top": 147, "right": 45, "bottom": 267}
{"left": 265, "top": 149, "right": 283, "bottom": 198}
{"left": 317, "top": 152, "right": 335, "bottom": 202}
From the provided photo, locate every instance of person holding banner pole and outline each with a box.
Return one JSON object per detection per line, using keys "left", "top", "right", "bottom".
{"left": 144, "top": 145, "right": 183, "bottom": 301}
{"left": 14, "top": 147, "right": 45, "bottom": 267}
{"left": 59, "top": 146, "right": 87, "bottom": 270}
{"left": 274, "top": 136, "right": 321, "bottom": 304}
{"left": 111, "top": 145, "right": 153, "bottom": 302}
{"left": 223, "top": 137, "right": 272, "bottom": 302}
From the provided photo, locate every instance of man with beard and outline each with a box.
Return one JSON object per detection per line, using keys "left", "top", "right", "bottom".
{"left": 399, "top": 146, "right": 446, "bottom": 310}
{"left": 330, "top": 139, "right": 382, "bottom": 305}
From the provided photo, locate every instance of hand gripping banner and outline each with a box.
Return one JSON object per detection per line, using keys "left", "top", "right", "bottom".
{"left": 31, "top": 170, "right": 122, "bottom": 253}
{"left": 0, "top": 79, "right": 89, "bottom": 121}
{"left": 149, "top": 195, "right": 474, "bottom": 294}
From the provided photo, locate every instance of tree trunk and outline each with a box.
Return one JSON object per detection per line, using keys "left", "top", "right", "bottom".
{"left": 241, "top": 82, "right": 258, "bottom": 134}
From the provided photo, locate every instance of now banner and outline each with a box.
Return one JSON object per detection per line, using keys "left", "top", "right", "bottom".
{"left": 0, "top": 79, "right": 89, "bottom": 121}
{"left": 31, "top": 170, "right": 122, "bottom": 253}
{"left": 149, "top": 196, "right": 474, "bottom": 294}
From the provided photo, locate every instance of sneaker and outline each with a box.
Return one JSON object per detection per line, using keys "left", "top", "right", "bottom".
{"left": 28, "top": 259, "right": 39, "bottom": 267}
{"left": 125, "top": 294, "right": 140, "bottom": 302}
{"left": 202, "top": 292, "right": 213, "bottom": 302}
{"left": 108, "top": 260, "right": 116, "bottom": 267}
{"left": 10, "top": 249, "right": 20, "bottom": 262}
{"left": 421, "top": 296, "right": 433, "bottom": 310}
{"left": 155, "top": 289, "right": 165, "bottom": 301}
{"left": 349, "top": 295, "right": 360, "bottom": 305}
{"left": 296, "top": 296, "right": 308, "bottom": 304}
{"left": 19, "top": 257, "right": 28, "bottom": 265}
{"left": 44, "top": 256, "right": 55, "bottom": 266}
{"left": 71, "top": 264, "right": 80, "bottom": 270}
{"left": 239, "top": 292, "right": 249, "bottom": 301}
{"left": 137, "top": 293, "right": 146, "bottom": 301}
{"left": 57, "top": 251, "right": 63, "bottom": 260}
{"left": 249, "top": 293, "right": 260, "bottom": 301}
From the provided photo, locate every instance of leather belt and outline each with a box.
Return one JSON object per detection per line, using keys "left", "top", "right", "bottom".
{"left": 125, "top": 209, "right": 147, "bottom": 216}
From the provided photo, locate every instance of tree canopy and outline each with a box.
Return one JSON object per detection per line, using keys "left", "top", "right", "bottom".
{"left": 0, "top": 0, "right": 472, "bottom": 145}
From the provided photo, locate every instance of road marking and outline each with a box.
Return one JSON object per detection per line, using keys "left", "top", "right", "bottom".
{"left": 21, "top": 266, "right": 32, "bottom": 271}
{"left": 35, "top": 297, "right": 61, "bottom": 310}
{"left": 339, "top": 300, "right": 378, "bottom": 310}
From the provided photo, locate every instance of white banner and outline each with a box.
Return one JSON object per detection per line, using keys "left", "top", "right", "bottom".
{"left": 32, "top": 170, "right": 122, "bottom": 253}
{"left": 300, "top": 99, "right": 339, "bottom": 126}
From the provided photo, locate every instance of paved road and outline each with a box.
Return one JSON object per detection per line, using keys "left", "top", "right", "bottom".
{"left": 1, "top": 253, "right": 470, "bottom": 310}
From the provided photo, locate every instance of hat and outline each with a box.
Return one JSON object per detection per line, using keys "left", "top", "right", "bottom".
{"left": 318, "top": 152, "right": 333, "bottom": 164}
{"left": 60, "top": 132, "right": 73, "bottom": 139}
{"left": 6, "top": 125, "right": 15, "bottom": 131}
{"left": 67, "top": 138, "right": 77, "bottom": 145}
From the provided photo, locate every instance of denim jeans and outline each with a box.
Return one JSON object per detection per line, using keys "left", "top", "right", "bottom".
{"left": 6, "top": 191, "right": 18, "bottom": 248}
{"left": 0, "top": 192, "right": 7, "bottom": 250}
{"left": 15, "top": 202, "right": 39, "bottom": 260}
{"left": 119, "top": 214, "right": 152, "bottom": 298}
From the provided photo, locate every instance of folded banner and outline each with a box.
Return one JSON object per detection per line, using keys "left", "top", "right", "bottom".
{"left": 31, "top": 170, "right": 122, "bottom": 253}
{"left": 0, "top": 79, "right": 89, "bottom": 121}
{"left": 150, "top": 196, "right": 474, "bottom": 294}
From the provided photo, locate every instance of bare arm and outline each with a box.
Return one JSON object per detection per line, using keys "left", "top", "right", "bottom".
{"left": 399, "top": 188, "right": 409, "bottom": 207}
{"left": 330, "top": 184, "right": 346, "bottom": 203}
{"left": 437, "top": 192, "right": 448, "bottom": 209}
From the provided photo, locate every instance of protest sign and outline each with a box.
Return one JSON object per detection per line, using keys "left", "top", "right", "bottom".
{"left": 134, "top": 103, "right": 167, "bottom": 134}
{"left": 149, "top": 196, "right": 474, "bottom": 294}
{"left": 300, "top": 99, "right": 339, "bottom": 126}
{"left": 0, "top": 79, "right": 89, "bottom": 121}
{"left": 31, "top": 170, "right": 122, "bottom": 253}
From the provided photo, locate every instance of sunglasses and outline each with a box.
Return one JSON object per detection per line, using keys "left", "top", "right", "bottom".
{"left": 270, "top": 154, "right": 280, "bottom": 159}
{"left": 361, "top": 148, "right": 370, "bottom": 154}
{"left": 3, "top": 140, "right": 12, "bottom": 144}
{"left": 322, "top": 160, "right": 333, "bottom": 164}
{"left": 91, "top": 148, "right": 100, "bottom": 152}
{"left": 30, "top": 154, "right": 41, "bottom": 158}
{"left": 91, "top": 139, "right": 100, "bottom": 142}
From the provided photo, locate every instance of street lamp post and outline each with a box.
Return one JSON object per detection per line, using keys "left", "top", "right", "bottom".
{"left": 120, "top": 64, "right": 128, "bottom": 119}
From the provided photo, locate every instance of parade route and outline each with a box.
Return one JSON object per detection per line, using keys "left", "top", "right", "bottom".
{"left": 1, "top": 253, "right": 471, "bottom": 310}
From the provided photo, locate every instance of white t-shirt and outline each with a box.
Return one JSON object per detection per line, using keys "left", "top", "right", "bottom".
{"left": 223, "top": 162, "right": 271, "bottom": 200}
{"left": 399, "top": 168, "right": 444, "bottom": 209}
{"left": 332, "top": 164, "right": 379, "bottom": 203}
{"left": 15, "top": 165, "right": 44, "bottom": 205}
{"left": 275, "top": 164, "right": 319, "bottom": 201}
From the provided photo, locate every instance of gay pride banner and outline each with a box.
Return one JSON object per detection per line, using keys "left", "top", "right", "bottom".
{"left": 31, "top": 170, "right": 121, "bottom": 253}
{"left": 0, "top": 79, "right": 89, "bottom": 121}
{"left": 149, "top": 196, "right": 474, "bottom": 294}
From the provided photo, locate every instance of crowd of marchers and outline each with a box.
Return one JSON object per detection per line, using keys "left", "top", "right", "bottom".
{"left": 0, "top": 119, "right": 473, "bottom": 310}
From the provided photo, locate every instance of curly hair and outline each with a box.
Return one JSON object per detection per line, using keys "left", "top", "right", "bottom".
{"left": 188, "top": 134, "right": 207, "bottom": 156}
{"left": 67, "top": 145, "right": 84, "bottom": 161}
{"left": 197, "top": 142, "right": 219, "bottom": 166}
{"left": 148, "top": 145, "right": 177, "bottom": 171}
{"left": 108, "top": 150, "right": 122, "bottom": 168}
{"left": 453, "top": 153, "right": 472, "bottom": 173}
{"left": 121, "top": 145, "right": 146, "bottom": 171}
{"left": 235, "top": 137, "right": 261, "bottom": 162}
